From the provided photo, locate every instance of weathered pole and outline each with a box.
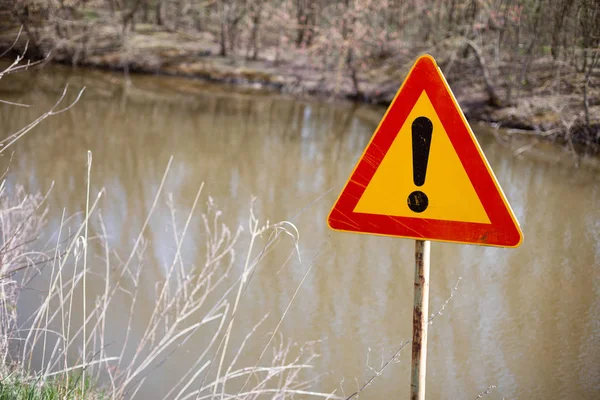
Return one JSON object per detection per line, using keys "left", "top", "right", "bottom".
{"left": 410, "top": 239, "right": 430, "bottom": 400}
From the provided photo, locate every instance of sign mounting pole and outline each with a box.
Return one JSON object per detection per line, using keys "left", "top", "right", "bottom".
{"left": 410, "top": 239, "right": 430, "bottom": 400}
{"left": 326, "top": 53, "right": 523, "bottom": 400}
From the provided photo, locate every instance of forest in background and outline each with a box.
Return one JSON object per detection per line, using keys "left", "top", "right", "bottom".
{"left": 1, "top": 0, "right": 599, "bottom": 153}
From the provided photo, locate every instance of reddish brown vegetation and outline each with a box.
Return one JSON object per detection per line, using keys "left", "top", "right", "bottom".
{"left": 1, "top": 0, "right": 598, "bottom": 154}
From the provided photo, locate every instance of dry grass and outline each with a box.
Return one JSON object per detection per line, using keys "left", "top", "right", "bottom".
{"left": 0, "top": 183, "right": 49, "bottom": 372}
{"left": 2, "top": 155, "right": 341, "bottom": 400}
{"left": 0, "top": 51, "right": 341, "bottom": 400}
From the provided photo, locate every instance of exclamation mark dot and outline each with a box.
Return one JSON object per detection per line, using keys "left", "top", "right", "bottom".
{"left": 407, "top": 116, "right": 433, "bottom": 213}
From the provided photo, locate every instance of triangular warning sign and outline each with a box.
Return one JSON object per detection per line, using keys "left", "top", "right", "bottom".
{"left": 327, "top": 54, "right": 523, "bottom": 247}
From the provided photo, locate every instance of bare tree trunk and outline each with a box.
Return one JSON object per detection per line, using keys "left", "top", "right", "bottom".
{"left": 304, "top": 0, "right": 317, "bottom": 46}
{"left": 13, "top": 5, "right": 44, "bottom": 58}
{"left": 174, "top": 0, "right": 184, "bottom": 30}
{"left": 465, "top": 39, "right": 502, "bottom": 107}
{"left": 273, "top": 0, "right": 288, "bottom": 65}
{"left": 295, "top": 0, "right": 305, "bottom": 46}
{"left": 467, "top": 0, "right": 478, "bottom": 26}
{"left": 497, "top": 0, "right": 513, "bottom": 49}
{"left": 246, "top": 0, "right": 263, "bottom": 60}
{"left": 194, "top": 0, "right": 206, "bottom": 31}
{"left": 219, "top": 3, "right": 227, "bottom": 56}
{"left": 274, "top": 30, "right": 282, "bottom": 65}
{"left": 108, "top": 0, "right": 116, "bottom": 16}
{"left": 347, "top": 48, "right": 360, "bottom": 97}
{"left": 447, "top": 0, "right": 456, "bottom": 33}
{"left": 422, "top": 8, "right": 433, "bottom": 43}
{"left": 294, "top": 0, "right": 317, "bottom": 47}
{"left": 217, "top": 0, "right": 246, "bottom": 54}
{"left": 550, "top": 0, "right": 573, "bottom": 59}
{"left": 505, "top": 18, "right": 520, "bottom": 105}
{"left": 583, "top": 52, "right": 599, "bottom": 135}
{"left": 518, "top": 0, "right": 542, "bottom": 86}
{"left": 122, "top": 0, "right": 144, "bottom": 35}
{"left": 341, "top": 0, "right": 360, "bottom": 98}
{"left": 578, "top": 0, "right": 600, "bottom": 141}
{"left": 155, "top": 0, "right": 163, "bottom": 25}
{"left": 578, "top": 0, "right": 600, "bottom": 73}
{"left": 142, "top": 0, "right": 150, "bottom": 23}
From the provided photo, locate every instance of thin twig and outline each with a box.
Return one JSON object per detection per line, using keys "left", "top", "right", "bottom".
{"left": 345, "top": 277, "right": 462, "bottom": 399}
{"left": 474, "top": 385, "right": 497, "bottom": 399}
{"left": 0, "top": 26, "right": 23, "bottom": 58}
{"left": 234, "top": 238, "right": 331, "bottom": 399}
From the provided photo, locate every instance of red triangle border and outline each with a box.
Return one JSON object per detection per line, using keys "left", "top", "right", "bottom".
{"left": 327, "top": 55, "right": 523, "bottom": 247}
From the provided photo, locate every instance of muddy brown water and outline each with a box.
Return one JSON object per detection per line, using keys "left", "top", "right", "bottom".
{"left": 1, "top": 62, "right": 599, "bottom": 399}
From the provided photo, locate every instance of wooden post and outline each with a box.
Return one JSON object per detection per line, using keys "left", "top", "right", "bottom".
{"left": 410, "top": 239, "right": 430, "bottom": 400}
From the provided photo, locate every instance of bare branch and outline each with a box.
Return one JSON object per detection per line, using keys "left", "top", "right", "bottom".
{"left": 0, "top": 99, "right": 31, "bottom": 108}
{"left": 345, "top": 277, "right": 462, "bottom": 400}
{"left": 474, "top": 385, "right": 497, "bottom": 399}
{"left": 0, "top": 85, "right": 86, "bottom": 155}
{"left": 0, "top": 26, "right": 23, "bottom": 58}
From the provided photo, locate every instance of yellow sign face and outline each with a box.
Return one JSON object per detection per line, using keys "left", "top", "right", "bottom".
{"left": 353, "top": 91, "right": 490, "bottom": 224}
{"left": 327, "top": 54, "right": 523, "bottom": 247}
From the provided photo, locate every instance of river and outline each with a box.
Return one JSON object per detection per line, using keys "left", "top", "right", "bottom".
{"left": 1, "top": 62, "right": 599, "bottom": 399}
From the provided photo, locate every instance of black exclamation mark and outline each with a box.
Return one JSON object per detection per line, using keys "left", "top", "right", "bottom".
{"left": 407, "top": 116, "right": 433, "bottom": 213}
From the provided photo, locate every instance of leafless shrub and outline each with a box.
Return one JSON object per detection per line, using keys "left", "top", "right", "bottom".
{"left": 0, "top": 33, "right": 86, "bottom": 156}
{"left": 3, "top": 152, "right": 340, "bottom": 399}
{"left": 0, "top": 183, "right": 49, "bottom": 375}
{"left": 0, "top": 35, "right": 84, "bottom": 381}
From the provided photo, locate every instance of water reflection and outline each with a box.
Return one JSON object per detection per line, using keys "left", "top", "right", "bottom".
{"left": 1, "top": 62, "right": 599, "bottom": 399}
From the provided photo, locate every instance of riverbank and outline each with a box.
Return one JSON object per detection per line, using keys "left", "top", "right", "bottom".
{"left": 1, "top": 21, "right": 598, "bottom": 157}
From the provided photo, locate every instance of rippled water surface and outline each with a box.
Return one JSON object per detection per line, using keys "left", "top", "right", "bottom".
{"left": 1, "top": 62, "right": 599, "bottom": 399}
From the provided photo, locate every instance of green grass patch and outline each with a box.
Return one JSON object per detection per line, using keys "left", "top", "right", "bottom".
{"left": 0, "top": 374, "right": 102, "bottom": 400}
{"left": 80, "top": 8, "right": 100, "bottom": 21}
